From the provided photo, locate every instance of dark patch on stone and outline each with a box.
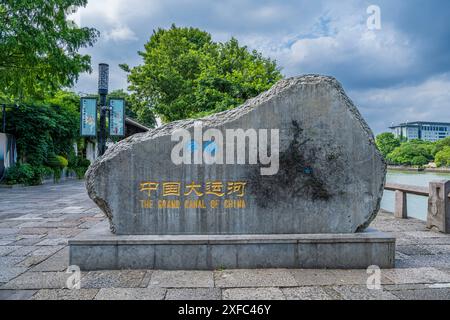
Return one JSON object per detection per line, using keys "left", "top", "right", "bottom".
{"left": 250, "top": 120, "right": 332, "bottom": 209}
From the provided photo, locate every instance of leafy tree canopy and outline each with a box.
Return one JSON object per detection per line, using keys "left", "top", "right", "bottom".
{"left": 376, "top": 132, "right": 401, "bottom": 157}
{"left": 123, "top": 25, "right": 283, "bottom": 122}
{"left": 0, "top": 0, "right": 99, "bottom": 101}
{"left": 435, "top": 146, "right": 450, "bottom": 167}
{"left": 386, "top": 140, "right": 434, "bottom": 166}
{"left": 431, "top": 136, "right": 450, "bottom": 156}
{"left": 5, "top": 96, "right": 79, "bottom": 166}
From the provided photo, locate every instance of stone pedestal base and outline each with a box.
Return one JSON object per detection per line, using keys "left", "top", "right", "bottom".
{"left": 69, "top": 222, "right": 395, "bottom": 270}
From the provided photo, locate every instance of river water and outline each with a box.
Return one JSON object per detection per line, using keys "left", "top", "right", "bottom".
{"left": 381, "top": 170, "right": 450, "bottom": 221}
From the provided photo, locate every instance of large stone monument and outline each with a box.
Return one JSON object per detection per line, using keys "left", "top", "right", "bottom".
{"left": 70, "top": 75, "right": 395, "bottom": 270}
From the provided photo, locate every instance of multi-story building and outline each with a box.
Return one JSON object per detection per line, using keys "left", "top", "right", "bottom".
{"left": 390, "top": 121, "right": 450, "bottom": 142}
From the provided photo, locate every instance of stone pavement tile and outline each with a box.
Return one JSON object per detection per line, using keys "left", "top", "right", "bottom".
{"left": 31, "top": 247, "right": 69, "bottom": 272}
{"left": 13, "top": 237, "right": 45, "bottom": 246}
{"left": 0, "top": 290, "right": 37, "bottom": 300}
{"left": 165, "top": 288, "right": 221, "bottom": 300}
{"left": 18, "top": 228, "right": 50, "bottom": 236}
{"left": 16, "top": 255, "right": 49, "bottom": 268}
{"left": 16, "top": 221, "right": 45, "bottom": 228}
{"left": 222, "top": 288, "right": 285, "bottom": 300}
{"left": 2, "top": 272, "right": 70, "bottom": 289}
{"left": 0, "top": 267, "right": 28, "bottom": 282}
{"left": 8, "top": 246, "right": 37, "bottom": 257}
{"left": 32, "top": 245, "right": 64, "bottom": 257}
{"left": 397, "top": 245, "right": 434, "bottom": 256}
{"left": 46, "top": 228, "right": 82, "bottom": 238}
{"left": 214, "top": 269, "right": 297, "bottom": 288}
{"left": 149, "top": 271, "right": 213, "bottom": 288}
{"left": 59, "top": 206, "right": 87, "bottom": 214}
{"left": 395, "top": 254, "right": 450, "bottom": 269}
{"left": 389, "top": 288, "right": 450, "bottom": 300}
{"left": 38, "top": 220, "right": 82, "bottom": 229}
{"left": 139, "top": 271, "right": 153, "bottom": 287}
{"left": 403, "top": 231, "right": 449, "bottom": 239}
{"left": 81, "top": 270, "right": 146, "bottom": 288}
{"left": 408, "top": 238, "right": 450, "bottom": 245}
{"left": 282, "top": 286, "right": 341, "bottom": 300}
{"left": 332, "top": 285, "right": 399, "bottom": 300}
{"left": 423, "top": 245, "right": 450, "bottom": 255}
{"left": 35, "top": 238, "right": 68, "bottom": 246}
{"left": 32, "top": 289, "right": 99, "bottom": 300}
{"left": 0, "top": 228, "right": 19, "bottom": 236}
{"left": 78, "top": 220, "right": 102, "bottom": 229}
{"left": 9, "top": 213, "right": 43, "bottom": 220}
{"left": 383, "top": 268, "right": 450, "bottom": 284}
{"left": 330, "top": 269, "right": 393, "bottom": 286}
{"left": 95, "top": 288, "right": 166, "bottom": 300}
{"left": 0, "top": 246, "right": 21, "bottom": 256}
{"left": 289, "top": 269, "right": 341, "bottom": 286}
{"left": 0, "top": 240, "right": 15, "bottom": 245}
{"left": 0, "top": 221, "right": 25, "bottom": 228}
{"left": 0, "top": 256, "right": 26, "bottom": 266}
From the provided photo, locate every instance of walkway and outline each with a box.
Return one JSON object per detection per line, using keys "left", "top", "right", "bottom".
{"left": 0, "top": 181, "right": 449, "bottom": 300}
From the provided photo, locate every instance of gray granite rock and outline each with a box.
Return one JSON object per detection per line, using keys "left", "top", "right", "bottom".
{"left": 87, "top": 75, "right": 386, "bottom": 235}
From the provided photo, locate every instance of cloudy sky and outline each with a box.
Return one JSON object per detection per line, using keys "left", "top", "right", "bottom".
{"left": 72, "top": 0, "right": 450, "bottom": 134}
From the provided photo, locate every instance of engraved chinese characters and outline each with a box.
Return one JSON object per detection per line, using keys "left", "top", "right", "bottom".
{"left": 139, "top": 181, "right": 247, "bottom": 209}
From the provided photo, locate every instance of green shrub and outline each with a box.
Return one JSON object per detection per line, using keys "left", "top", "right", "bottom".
{"left": 78, "top": 158, "right": 91, "bottom": 168}
{"left": 46, "top": 154, "right": 68, "bottom": 183}
{"left": 74, "top": 166, "right": 89, "bottom": 179}
{"left": 67, "top": 155, "right": 90, "bottom": 179}
{"left": 4, "top": 164, "right": 51, "bottom": 186}
{"left": 4, "top": 164, "right": 34, "bottom": 185}
{"left": 47, "top": 155, "right": 68, "bottom": 168}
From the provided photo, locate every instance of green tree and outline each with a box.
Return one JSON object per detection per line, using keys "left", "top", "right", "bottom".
{"left": 431, "top": 136, "right": 450, "bottom": 157}
{"left": 376, "top": 132, "right": 401, "bottom": 157}
{"left": 6, "top": 99, "right": 79, "bottom": 166}
{"left": 435, "top": 146, "right": 450, "bottom": 167}
{"left": 0, "top": 0, "right": 99, "bottom": 100}
{"left": 123, "top": 25, "right": 283, "bottom": 122}
{"left": 387, "top": 140, "right": 434, "bottom": 166}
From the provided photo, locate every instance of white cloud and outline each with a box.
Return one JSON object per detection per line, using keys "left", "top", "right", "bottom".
{"left": 104, "top": 25, "right": 138, "bottom": 42}
{"left": 351, "top": 73, "right": 450, "bottom": 134}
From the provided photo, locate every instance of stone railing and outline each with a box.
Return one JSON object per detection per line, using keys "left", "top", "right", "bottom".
{"left": 384, "top": 180, "right": 450, "bottom": 233}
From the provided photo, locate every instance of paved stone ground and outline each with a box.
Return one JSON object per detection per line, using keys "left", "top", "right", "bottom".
{"left": 0, "top": 180, "right": 449, "bottom": 300}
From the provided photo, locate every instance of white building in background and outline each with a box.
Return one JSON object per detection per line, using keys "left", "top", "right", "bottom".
{"left": 390, "top": 121, "right": 450, "bottom": 142}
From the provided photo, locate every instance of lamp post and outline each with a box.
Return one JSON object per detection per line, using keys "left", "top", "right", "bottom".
{"left": 1, "top": 104, "right": 5, "bottom": 133}
{"left": 98, "top": 63, "right": 109, "bottom": 156}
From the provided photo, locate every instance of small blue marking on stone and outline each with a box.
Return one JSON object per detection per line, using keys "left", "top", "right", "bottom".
{"left": 304, "top": 167, "right": 313, "bottom": 174}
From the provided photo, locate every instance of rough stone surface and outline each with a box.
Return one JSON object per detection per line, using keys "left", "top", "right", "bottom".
{"left": 222, "top": 288, "right": 286, "bottom": 300}
{"left": 94, "top": 287, "right": 166, "bottom": 300}
{"left": 86, "top": 75, "right": 386, "bottom": 235}
{"left": 149, "top": 270, "right": 214, "bottom": 288}
{"left": 165, "top": 288, "right": 222, "bottom": 300}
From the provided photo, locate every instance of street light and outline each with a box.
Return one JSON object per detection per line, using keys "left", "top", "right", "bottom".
{"left": 98, "top": 63, "right": 109, "bottom": 156}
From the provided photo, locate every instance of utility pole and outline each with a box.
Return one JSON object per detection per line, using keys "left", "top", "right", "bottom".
{"left": 98, "top": 63, "right": 109, "bottom": 156}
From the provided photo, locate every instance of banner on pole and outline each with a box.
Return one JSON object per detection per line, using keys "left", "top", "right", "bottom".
{"left": 80, "top": 98, "right": 97, "bottom": 137}
{"left": 109, "top": 98, "right": 125, "bottom": 137}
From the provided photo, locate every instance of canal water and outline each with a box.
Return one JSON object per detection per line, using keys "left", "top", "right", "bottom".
{"left": 381, "top": 170, "right": 450, "bottom": 221}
